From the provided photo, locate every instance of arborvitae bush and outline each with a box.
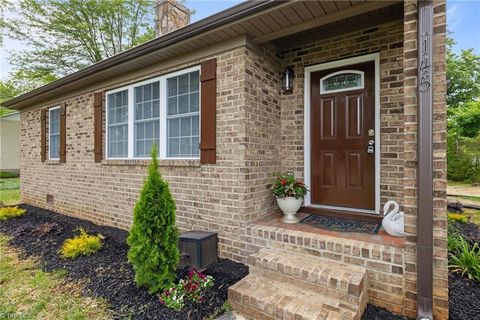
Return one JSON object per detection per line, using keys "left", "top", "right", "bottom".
{"left": 127, "top": 146, "right": 180, "bottom": 293}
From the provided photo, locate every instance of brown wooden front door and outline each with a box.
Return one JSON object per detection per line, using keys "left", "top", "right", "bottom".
{"left": 310, "top": 62, "right": 375, "bottom": 210}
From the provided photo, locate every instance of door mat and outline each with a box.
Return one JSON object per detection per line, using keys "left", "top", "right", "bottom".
{"left": 299, "top": 214, "right": 382, "bottom": 234}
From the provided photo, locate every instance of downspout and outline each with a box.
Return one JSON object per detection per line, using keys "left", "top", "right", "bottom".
{"left": 417, "top": 1, "right": 434, "bottom": 320}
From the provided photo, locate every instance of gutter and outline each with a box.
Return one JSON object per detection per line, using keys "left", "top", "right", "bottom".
{"left": 2, "top": 0, "right": 287, "bottom": 109}
{"left": 417, "top": 1, "right": 434, "bottom": 319}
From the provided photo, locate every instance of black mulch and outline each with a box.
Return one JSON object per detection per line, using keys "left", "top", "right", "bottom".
{"left": 5, "top": 204, "right": 480, "bottom": 320}
{"left": 449, "top": 273, "right": 480, "bottom": 320}
{"left": 0, "top": 204, "right": 248, "bottom": 320}
{"left": 455, "top": 221, "right": 480, "bottom": 246}
{"left": 362, "top": 305, "right": 412, "bottom": 320}
{"left": 448, "top": 221, "right": 480, "bottom": 320}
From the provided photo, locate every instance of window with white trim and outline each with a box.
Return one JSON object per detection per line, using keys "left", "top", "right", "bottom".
{"left": 134, "top": 81, "right": 160, "bottom": 157}
{"left": 49, "top": 106, "right": 60, "bottom": 160}
{"left": 105, "top": 66, "right": 200, "bottom": 159}
{"left": 167, "top": 71, "right": 199, "bottom": 157}
{"left": 320, "top": 70, "right": 364, "bottom": 94}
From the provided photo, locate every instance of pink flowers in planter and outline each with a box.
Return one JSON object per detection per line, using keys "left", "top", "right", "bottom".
{"left": 159, "top": 269, "right": 214, "bottom": 311}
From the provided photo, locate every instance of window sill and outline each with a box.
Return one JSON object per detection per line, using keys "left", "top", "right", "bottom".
{"left": 101, "top": 159, "right": 201, "bottom": 167}
{"left": 45, "top": 159, "right": 60, "bottom": 165}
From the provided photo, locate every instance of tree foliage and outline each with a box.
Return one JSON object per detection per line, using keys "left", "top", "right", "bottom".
{"left": 1, "top": 0, "right": 155, "bottom": 105}
{"left": 127, "top": 146, "right": 180, "bottom": 294}
{"left": 5, "top": 0, "right": 155, "bottom": 78}
{"left": 447, "top": 38, "right": 480, "bottom": 109}
{"left": 447, "top": 37, "right": 480, "bottom": 183}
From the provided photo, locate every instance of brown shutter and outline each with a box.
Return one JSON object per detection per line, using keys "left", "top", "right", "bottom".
{"left": 200, "top": 58, "right": 217, "bottom": 164}
{"left": 59, "top": 104, "right": 67, "bottom": 163}
{"left": 93, "top": 92, "right": 103, "bottom": 163}
{"left": 41, "top": 109, "right": 46, "bottom": 162}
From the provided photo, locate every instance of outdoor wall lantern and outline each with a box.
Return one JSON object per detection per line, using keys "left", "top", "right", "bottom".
{"left": 282, "top": 67, "right": 294, "bottom": 93}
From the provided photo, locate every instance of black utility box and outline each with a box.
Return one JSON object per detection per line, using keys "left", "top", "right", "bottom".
{"left": 179, "top": 231, "right": 218, "bottom": 271}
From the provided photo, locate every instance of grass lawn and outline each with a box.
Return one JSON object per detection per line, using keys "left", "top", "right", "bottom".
{"left": 0, "top": 178, "right": 20, "bottom": 205}
{"left": 0, "top": 234, "right": 111, "bottom": 320}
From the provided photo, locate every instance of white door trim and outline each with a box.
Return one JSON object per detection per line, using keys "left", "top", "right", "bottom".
{"left": 304, "top": 53, "right": 381, "bottom": 215}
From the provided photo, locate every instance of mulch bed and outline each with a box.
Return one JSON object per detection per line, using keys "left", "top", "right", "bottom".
{"left": 455, "top": 221, "right": 480, "bottom": 246}
{"left": 4, "top": 204, "right": 480, "bottom": 320}
{"left": 449, "top": 273, "right": 480, "bottom": 320}
{"left": 362, "top": 305, "right": 411, "bottom": 320}
{"left": 448, "top": 221, "right": 480, "bottom": 320}
{"left": 0, "top": 204, "right": 248, "bottom": 320}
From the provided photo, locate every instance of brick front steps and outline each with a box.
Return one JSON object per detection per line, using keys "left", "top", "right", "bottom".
{"left": 228, "top": 248, "right": 367, "bottom": 320}
{"left": 239, "top": 220, "right": 406, "bottom": 315}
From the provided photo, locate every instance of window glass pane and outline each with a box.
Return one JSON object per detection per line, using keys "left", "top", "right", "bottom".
{"left": 166, "top": 70, "right": 200, "bottom": 158}
{"left": 178, "top": 74, "right": 189, "bottom": 94}
{"left": 178, "top": 94, "right": 189, "bottom": 114}
{"left": 190, "top": 92, "right": 199, "bottom": 112}
{"left": 322, "top": 73, "right": 362, "bottom": 92}
{"left": 180, "top": 137, "right": 190, "bottom": 155}
{"left": 169, "top": 137, "right": 179, "bottom": 156}
{"left": 107, "top": 90, "right": 129, "bottom": 158}
{"left": 168, "top": 97, "right": 177, "bottom": 115}
{"left": 191, "top": 137, "right": 199, "bottom": 156}
{"left": 169, "top": 118, "right": 180, "bottom": 138}
{"left": 192, "top": 115, "right": 199, "bottom": 135}
{"left": 49, "top": 108, "right": 60, "bottom": 159}
{"left": 134, "top": 81, "right": 160, "bottom": 157}
{"left": 190, "top": 72, "right": 199, "bottom": 91}
{"left": 168, "top": 77, "right": 177, "bottom": 96}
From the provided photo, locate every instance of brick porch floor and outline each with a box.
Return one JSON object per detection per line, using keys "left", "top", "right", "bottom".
{"left": 255, "top": 211, "right": 405, "bottom": 248}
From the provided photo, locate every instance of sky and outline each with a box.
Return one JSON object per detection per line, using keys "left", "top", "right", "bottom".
{"left": 1, "top": 0, "right": 479, "bottom": 80}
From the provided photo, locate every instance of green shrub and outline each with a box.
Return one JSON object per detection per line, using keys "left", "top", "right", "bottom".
{"left": 60, "top": 228, "right": 103, "bottom": 259}
{"left": 0, "top": 206, "right": 26, "bottom": 220}
{"left": 448, "top": 213, "right": 468, "bottom": 223}
{"left": 0, "top": 171, "right": 19, "bottom": 178}
{"left": 449, "top": 237, "right": 480, "bottom": 281}
{"left": 127, "top": 145, "right": 180, "bottom": 294}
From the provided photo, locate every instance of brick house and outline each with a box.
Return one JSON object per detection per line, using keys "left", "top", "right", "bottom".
{"left": 3, "top": 1, "right": 448, "bottom": 319}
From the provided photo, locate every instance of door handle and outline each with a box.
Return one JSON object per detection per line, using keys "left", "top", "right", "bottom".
{"left": 366, "top": 139, "right": 375, "bottom": 154}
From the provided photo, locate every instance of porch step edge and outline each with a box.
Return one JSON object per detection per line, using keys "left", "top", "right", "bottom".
{"left": 228, "top": 273, "right": 361, "bottom": 320}
{"left": 249, "top": 248, "right": 367, "bottom": 310}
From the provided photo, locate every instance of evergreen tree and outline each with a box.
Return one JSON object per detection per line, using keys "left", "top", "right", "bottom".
{"left": 127, "top": 145, "right": 180, "bottom": 293}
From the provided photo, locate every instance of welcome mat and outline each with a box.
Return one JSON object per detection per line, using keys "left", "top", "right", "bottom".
{"left": 299, "top": 214, "right": 382, "bottom": 234}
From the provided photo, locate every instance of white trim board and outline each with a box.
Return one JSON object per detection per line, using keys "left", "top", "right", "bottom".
{"left": 303, "top": 53, "right": 381, "bottom": 215}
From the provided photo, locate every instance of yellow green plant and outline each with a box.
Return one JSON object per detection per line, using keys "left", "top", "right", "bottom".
{"left": 60, "top": 228, "right": 103, "bottom": 259}
{"left": 0, "top": 206, "right": 26, "bottom": 220}
{"left": 448, "top": 213, "right": 468, "bottom": 223}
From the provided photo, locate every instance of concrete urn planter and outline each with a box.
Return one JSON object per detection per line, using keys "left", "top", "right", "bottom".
{"left": 276, "top": 197, "right": 303, "bottom": 223}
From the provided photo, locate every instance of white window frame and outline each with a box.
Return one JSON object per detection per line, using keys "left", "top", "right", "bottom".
{"left": 105, "top": 65, "right": 201, "bottom": 160}
{"left": 48, "top": 106, "right": 61, "bottom": 160}
{"left": 319, "top": 70, "right": 364, "bottom": 94}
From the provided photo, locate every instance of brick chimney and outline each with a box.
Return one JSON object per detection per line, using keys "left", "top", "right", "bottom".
{"left": 154, "top": 0, "right": 192, "bottom": 37}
